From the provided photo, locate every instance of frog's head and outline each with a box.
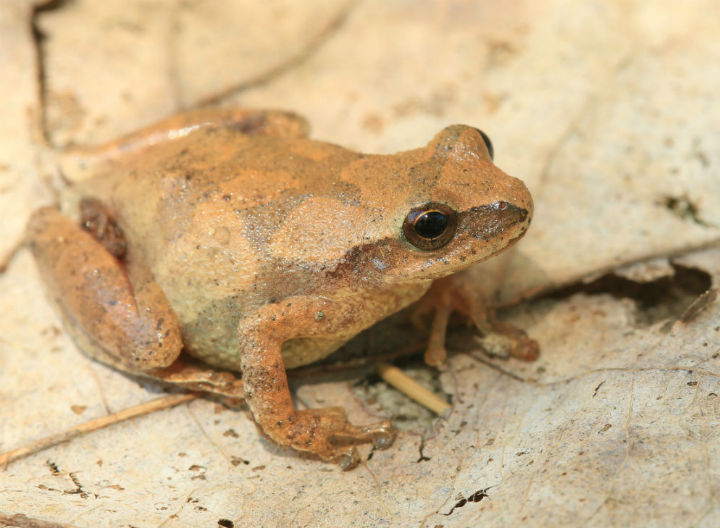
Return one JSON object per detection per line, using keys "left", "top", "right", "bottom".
{"left": 357, "top": 125, "right": 534, "bottom": 284}
{"left": 267, "top": 125, "right": 531, "bottom": 287}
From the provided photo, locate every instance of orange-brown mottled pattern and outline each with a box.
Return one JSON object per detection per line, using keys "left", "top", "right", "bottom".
{"left": 72, "top": 122, "right": 529, "bottom": 369}
{"left": 29, "top": 108, "right": 533, "bottom": 467}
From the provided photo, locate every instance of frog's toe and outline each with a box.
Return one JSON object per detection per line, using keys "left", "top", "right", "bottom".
{"left": 475, "top": 320, "right": 540, "bottom": 362}
{"left": 278, "top": 409, "right": 397, "bottom": 467}
{"left": 325, "top": 418, "right": 397, "bottom": 449}
{"left": 424, "top": 343, "right": 448, "bottom": 367}
{"left": 365, "top": 421, "right": 396, "bottom": 449}
{"left": 336, "top": 447, "right": 361, "bottom": 471}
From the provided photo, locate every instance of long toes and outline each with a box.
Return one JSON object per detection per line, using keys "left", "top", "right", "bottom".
{"left": 510, "top": 338, "right": 540, "bottom": 361}
{"left": 336, "top": 447, "right": 361, "bottom": 470}
{"left": 424, "top": 345, "right": 447, "bottom": 367}
{"left": 364, "top": 421, "right": 396, "bottom": 449}
{"left": 328, "top": 420, "right": 396, "bottom": 446}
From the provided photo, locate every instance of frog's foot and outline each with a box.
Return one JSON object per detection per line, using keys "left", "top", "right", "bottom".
{"left": 474, "top": 320, "right": 539, "bottom": 362}
{"left": 413, "top": 274, "right": 539, "bottom": 366}
{"left": 268, "top": 408, "right": 396, "bottom": 470}
{"left": 150, "top": 358, "right": 245, "bottom": 405}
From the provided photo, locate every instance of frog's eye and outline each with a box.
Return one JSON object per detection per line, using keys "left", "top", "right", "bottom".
{"left": 475, "top": 129, "right": 494, "bottom": 160}
{"left": 403, "top": 202, "right": 458, "bottom": 250}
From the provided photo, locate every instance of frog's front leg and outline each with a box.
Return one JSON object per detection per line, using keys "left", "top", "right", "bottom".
{"left": 27, "top": 204, "right": 183, "bottom": 372}
{"left": 239, "top": 298, "right": 396, "bottom": 470}
{"left": 414, "top": 274, "right": 539, "bottom": 365}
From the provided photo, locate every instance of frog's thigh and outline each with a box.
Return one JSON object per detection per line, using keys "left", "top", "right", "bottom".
{"left": 133, "top": 107, "right": 310, "bottom": 140}
{"left": 60, "top": 108, "right": 310, "bottom": 182}
{"left": 238, "top": 298, "right": 394, "bottom": 467}
{"left": 62, "top": 108, "right": 309, "bottom": 178}
{"left": 27, "top": 207, "right": 182, "bottom": 372}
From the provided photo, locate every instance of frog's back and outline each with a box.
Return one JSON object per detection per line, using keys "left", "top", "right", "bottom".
{"left": 73, "top": 129, "right": 361, "bottom": 355}
{"left": 80, "top": 127, "right": 359, "bottom": 261}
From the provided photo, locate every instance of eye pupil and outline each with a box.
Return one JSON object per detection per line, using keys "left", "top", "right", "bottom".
{"left": 414, "top": 211, "right": 448, "bottom": 239}
{"left": 402, "top": 202, "right": 458, "bottom": 250}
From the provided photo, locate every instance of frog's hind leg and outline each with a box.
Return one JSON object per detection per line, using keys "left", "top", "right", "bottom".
{"left": 61, "top": 108, "right": 310, "bottom": 182}
{"left": 27, "top": 204, "right": 183, "bottom": 373}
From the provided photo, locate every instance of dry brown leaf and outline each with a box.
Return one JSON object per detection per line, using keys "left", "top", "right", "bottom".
{"left": 1, "top": 1, "right": 719, "bottom": 526}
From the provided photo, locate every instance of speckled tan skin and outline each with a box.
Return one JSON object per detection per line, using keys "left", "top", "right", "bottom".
{"left": 27, "top": 108, "right": 533, "bottom": 468}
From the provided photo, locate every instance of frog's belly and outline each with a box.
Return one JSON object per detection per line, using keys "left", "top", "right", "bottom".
{"left": 180, "top": 309, "right": 346, "bottom": 371}
{"left": 176, "top": 282, "right": 431, "bottom": 371}
{"left": 178, "top": 300, "right": 245, "bottom": 370}
{"left": 173, "top": 292, "right": 352, "bottom": 370}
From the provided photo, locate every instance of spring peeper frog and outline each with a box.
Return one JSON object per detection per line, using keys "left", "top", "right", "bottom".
{"left": 27, "top": 108, "right": 533, "bottom": 469}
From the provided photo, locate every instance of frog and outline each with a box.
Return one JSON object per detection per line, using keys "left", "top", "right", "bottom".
{"left": 27, "top": 107, "right": 534, "bottom": 469}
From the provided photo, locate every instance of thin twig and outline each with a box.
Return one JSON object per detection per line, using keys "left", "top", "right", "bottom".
{"left": 1, "top": 393, "right": 196, "bottom": 469}
{"left": 1, "top": 350, "right": 447, "bottom": 468}
{"left": 378, "top": 363, "right": 451, "bottom": 416}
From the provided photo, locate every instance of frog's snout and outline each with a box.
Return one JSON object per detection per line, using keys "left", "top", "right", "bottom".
{"left": 462, "top": 173, "right": 534, "bottom": 249}
{"left": 505, "top": 170, "right": 534, "bottom": 212}
{"left": 499, "top": 173, "right": 534, "bottom": 227}
{"left": 462, "top": 200, "right": 528, "bottom": 243}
